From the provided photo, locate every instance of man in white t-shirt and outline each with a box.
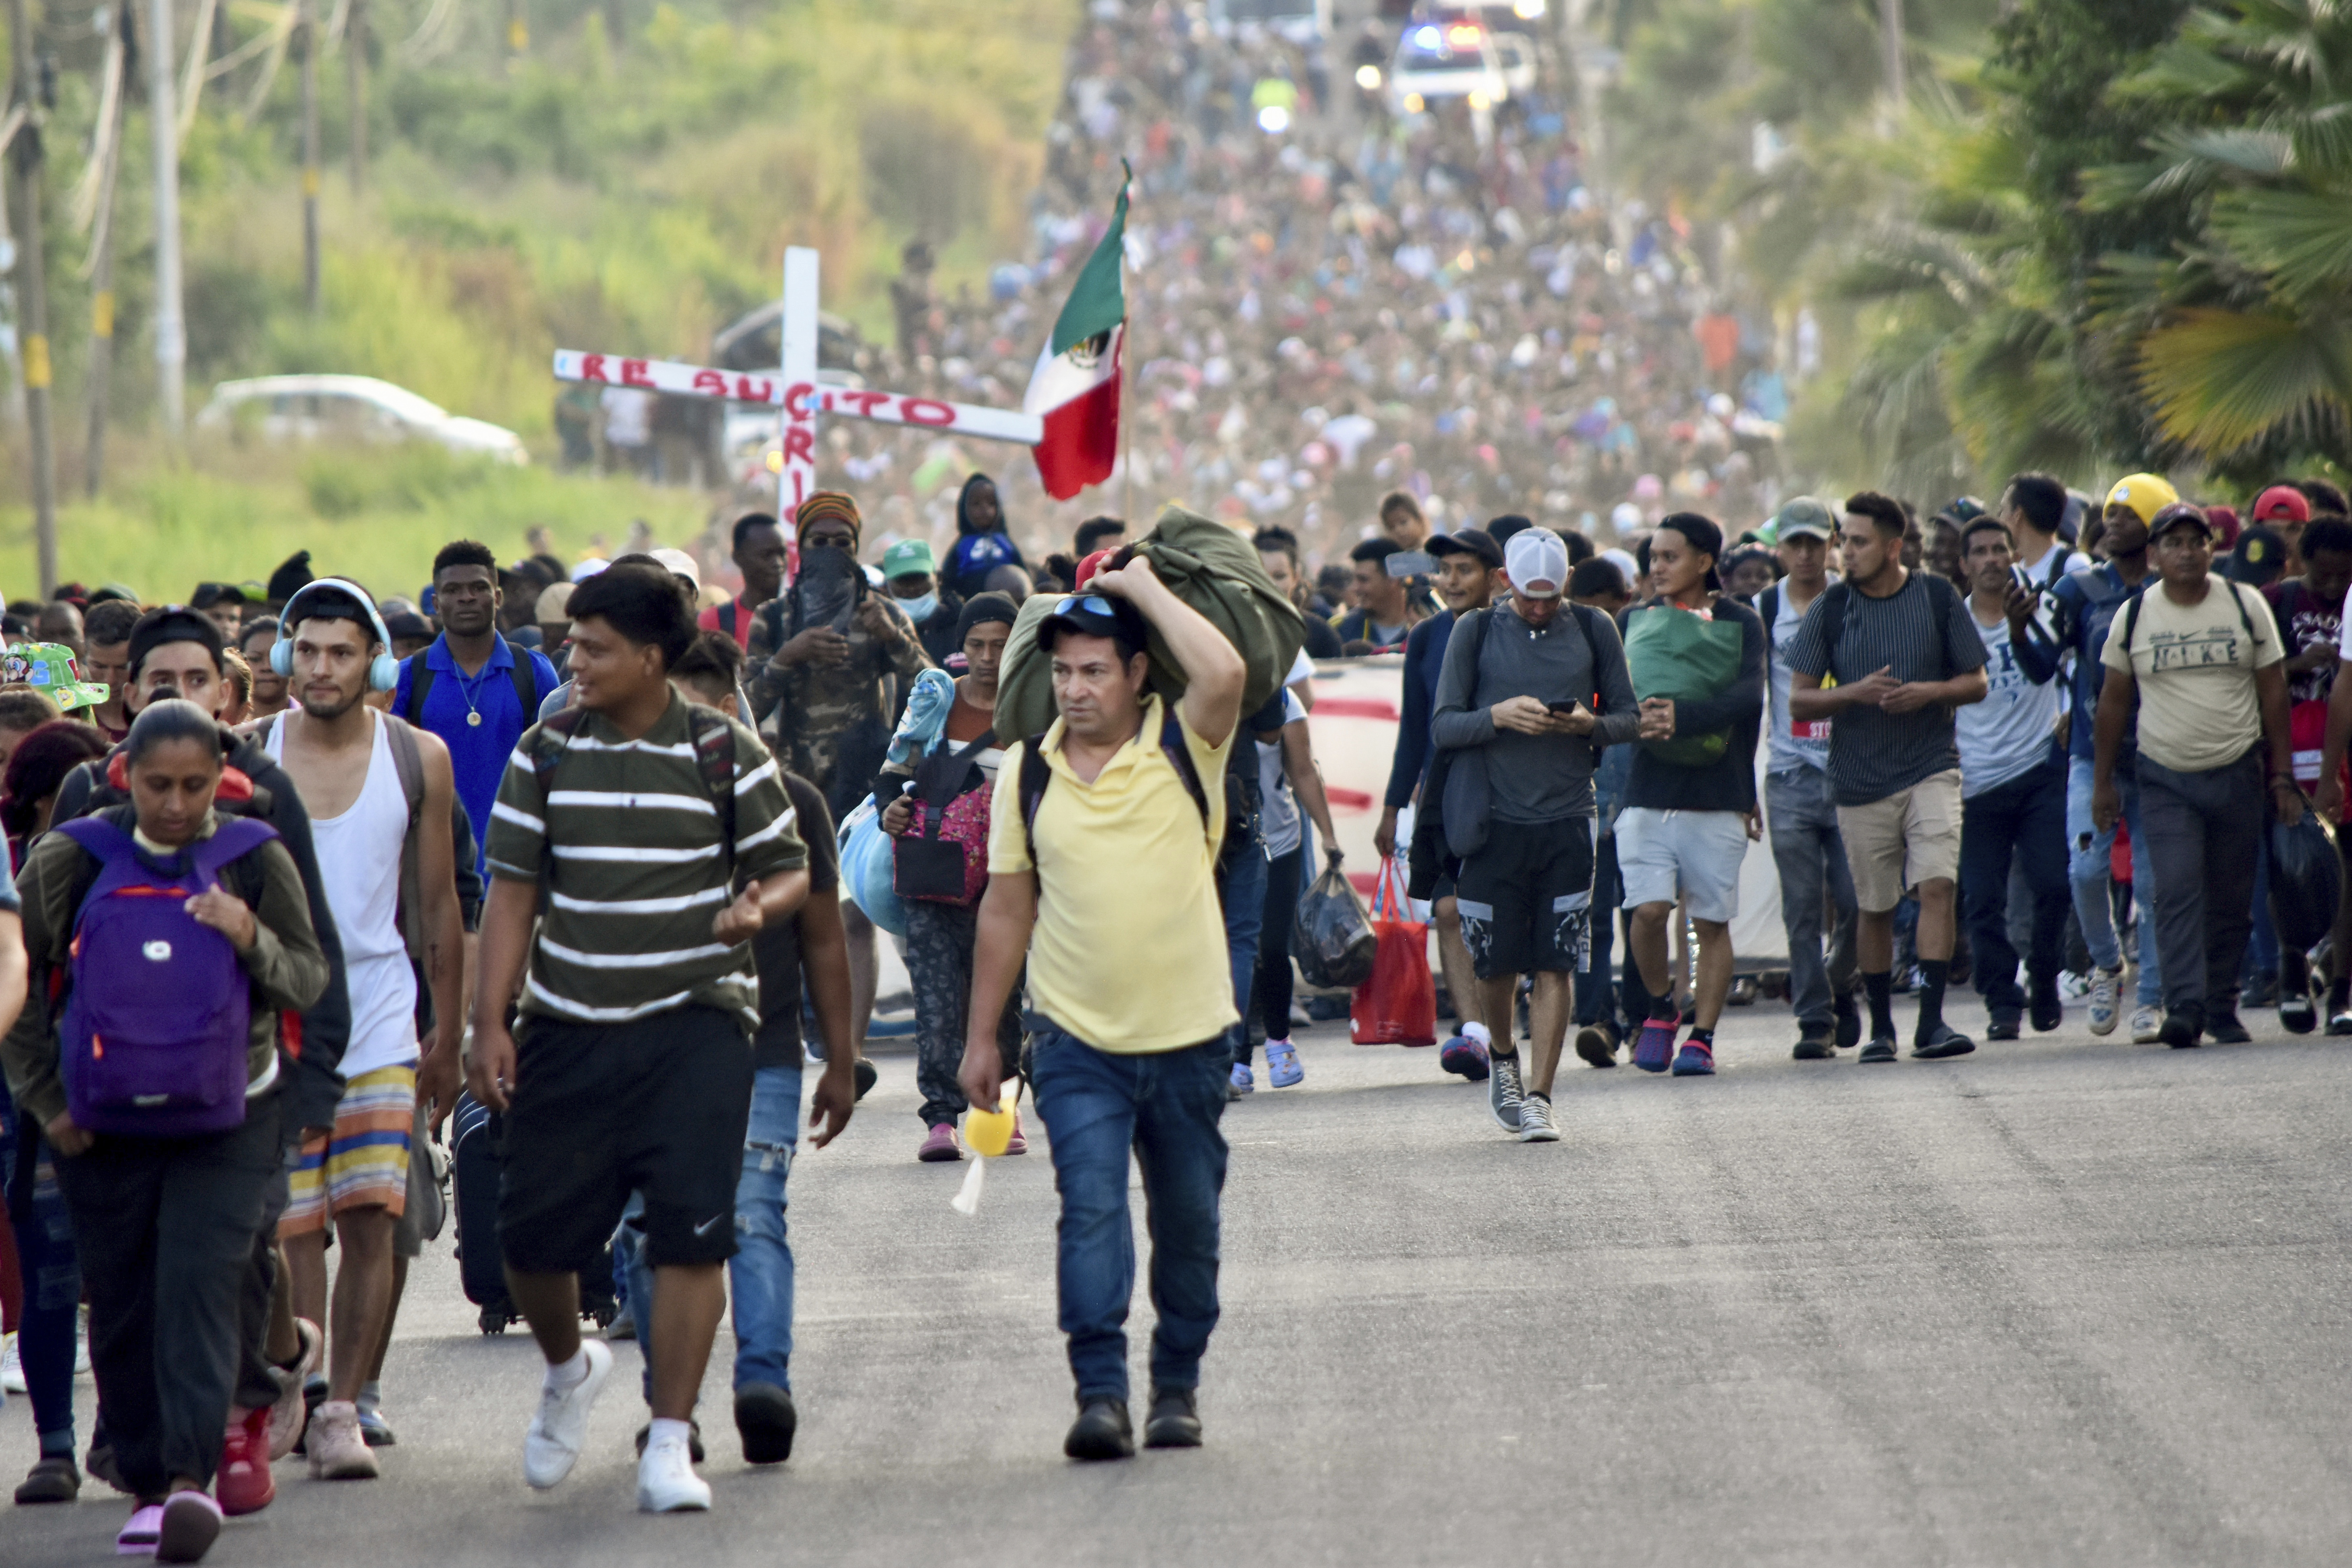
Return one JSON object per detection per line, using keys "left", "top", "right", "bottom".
{"left": 1954, "top": 517, "right": 2070, "bottom": 1040}
{"left": 2000, "top": 472, "right": 2091, "bottom": 598}
{"left": 1756, "top": 498, "right": 1860, "bottom": 1058}
{"left": 266, "top": 584, "right": 465, "bottom": 1480}
{"left": 2094, "top": 503, "right": 2301, "bottom": 1048}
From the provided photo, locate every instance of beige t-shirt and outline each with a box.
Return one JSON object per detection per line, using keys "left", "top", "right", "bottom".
{"left": 2100, "top": 578, "right": 2282, "bottom": 773}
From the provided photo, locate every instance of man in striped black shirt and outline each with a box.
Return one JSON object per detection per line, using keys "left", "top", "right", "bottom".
{"left": 470, "top": 563, "right": 810, "bottom": 1515}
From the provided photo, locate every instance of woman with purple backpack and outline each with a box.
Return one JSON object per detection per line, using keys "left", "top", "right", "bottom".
{"left": 0, "top": 700, "right": 328, "bottom": 1564}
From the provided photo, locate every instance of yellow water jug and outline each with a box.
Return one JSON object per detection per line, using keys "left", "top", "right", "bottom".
{"left": 964, "top": 1087, "right": 1018, "bottom": 1157}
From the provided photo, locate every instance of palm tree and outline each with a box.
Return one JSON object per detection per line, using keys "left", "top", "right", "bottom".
{"left": 2089, "top": 0, "right": 2352, "bottom": 475}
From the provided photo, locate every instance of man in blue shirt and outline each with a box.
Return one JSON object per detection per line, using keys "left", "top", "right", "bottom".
{"left": 393, "top": 540, "right": 562, "bottom": 877}
{"left": 1377, "top": 528, "right": 1500, "bottom": 1079}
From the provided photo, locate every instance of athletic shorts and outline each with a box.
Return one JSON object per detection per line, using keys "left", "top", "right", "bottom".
{"left": 279, "top": 1065, "right": 415, "bottom": 1237}
{"left": 1837, "top": 768, "right": 1964, "bottom": 913}
{"left": 497, "top": 1005, "right": 754, "bottom": 1275}
{"left": 1615, "top": 807, "right": 1748, "bottom": 923}
{"left": 1454, "top": 817, "right": 1597, "bottom": 979}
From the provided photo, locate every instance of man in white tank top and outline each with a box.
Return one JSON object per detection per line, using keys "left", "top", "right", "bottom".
{"left": 264, "top": 584, "right": 465, "bottom": 1481}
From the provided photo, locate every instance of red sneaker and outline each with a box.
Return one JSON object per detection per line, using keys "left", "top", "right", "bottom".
{"left": 217, "top": 1407, "right": 276, "bottom": 1517}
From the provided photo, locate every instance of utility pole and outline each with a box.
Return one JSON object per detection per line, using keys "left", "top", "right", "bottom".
{"left": 299, "top": 0, "right": 318, "bottom": 310}
{"left": 84, "top": 22, "right": 128, "bottom": 497}
{"left": 1878, "top": 0, "right": 1905, "bottom": 127}
{"left": 7, "top": 0, "right": 58, "bottom": 592}
{"left": 145, "top": 0, "right": 185, "bottom": 437}
{"left": 345, "top": 0, "right": 364, "bottom": 192}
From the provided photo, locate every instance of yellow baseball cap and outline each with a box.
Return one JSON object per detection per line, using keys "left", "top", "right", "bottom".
{"left": 2105, "top": 473, "right": 2180, "bottom": 524}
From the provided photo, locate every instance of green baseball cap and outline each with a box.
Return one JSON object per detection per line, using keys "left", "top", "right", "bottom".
{"left": 3, "top": 643, "right": 113, "bottom": 712}
{"left": 1768, "top": 496, "right": 1838, "bottom": 543}
{"left": 881, "top": 539, "right": 937, "bottom": 581}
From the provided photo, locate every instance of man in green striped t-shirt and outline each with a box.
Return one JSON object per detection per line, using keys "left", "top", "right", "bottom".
{"left": 469, "top": 563, "right": 809, "bottom": 1516}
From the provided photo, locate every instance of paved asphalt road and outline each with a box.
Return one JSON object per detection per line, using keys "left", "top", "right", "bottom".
{"left": 9, "top": 990, "right": 2352, "bottom": 1566}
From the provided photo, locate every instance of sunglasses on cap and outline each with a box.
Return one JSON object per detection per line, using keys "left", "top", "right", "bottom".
{"left": 1053, "top": 594, "right": 1115, "bottom": 618}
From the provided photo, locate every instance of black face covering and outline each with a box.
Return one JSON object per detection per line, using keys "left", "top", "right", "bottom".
{"left": 790, "top": 544, "right": 865, "bottom": 633}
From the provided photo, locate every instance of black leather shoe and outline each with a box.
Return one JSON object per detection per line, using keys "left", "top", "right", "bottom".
{"left": 1791, "top": 1032, "right": 1835, "bottom": 1061}
{"left": 1833, "top": 990, "right": 1862, "bottom": 1050}
{"left": 2029, "top": 980, "right": 2063, "bottom": 1033}
{"left": 1985, "top": 1011, "right": 2021, "bottom": 1041}
{"left": 1143, "top": 1387, "right": 1202, "bottom": 1449}
{"left": 734, "top": 1383, "right": 797, "bottom": 1465}
{"left": 2159, "top": 1007, "right": 2204, "bottom": 1049}
{"left": 2203, "top": 1010, "right": 2252, "bottom": 1045}
{"left": 1064, "top": 1398, "right": 1134, "bottom": 1461}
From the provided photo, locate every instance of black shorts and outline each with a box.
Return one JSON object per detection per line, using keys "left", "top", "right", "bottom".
{"left": 498, "top": 1005, "right": 754, "bottom": 1274}
{"left": 1454, "top": 817, "right": 1597, "bottom": 979}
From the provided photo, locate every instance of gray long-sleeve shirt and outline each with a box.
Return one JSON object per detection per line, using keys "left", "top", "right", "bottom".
{"left": 1432, "top": 602, "right": 1640, "bottom": 824}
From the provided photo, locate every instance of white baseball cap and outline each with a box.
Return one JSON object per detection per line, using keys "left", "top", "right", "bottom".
{"left": 650, "top": 548, "right": 702, "bottom": 588}
{"left": 1504, "top": 528, "right": 1570, "bottom": 599}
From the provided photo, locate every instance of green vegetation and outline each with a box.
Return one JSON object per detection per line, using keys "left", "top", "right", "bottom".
{"left": 0, "top": 442, "right": 709, "bottom": 599}
{"left": 1603, "top": 0, "right": 2350, "bottom": 498}
{"left": 3, "top": 0, "right": 1073, "bottom": 593}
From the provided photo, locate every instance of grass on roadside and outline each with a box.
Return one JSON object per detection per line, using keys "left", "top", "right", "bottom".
{"left": 0, "top": 435, "right": 716, "bottom": 603}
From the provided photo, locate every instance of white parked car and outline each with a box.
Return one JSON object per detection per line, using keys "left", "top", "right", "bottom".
{"left": 195, "top": 375, "right": 529, "bottom": 465}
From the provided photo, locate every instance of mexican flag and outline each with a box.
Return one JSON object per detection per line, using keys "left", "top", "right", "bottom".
{"left": 1025, "top": 173, "right": 1128, "bottom": 500}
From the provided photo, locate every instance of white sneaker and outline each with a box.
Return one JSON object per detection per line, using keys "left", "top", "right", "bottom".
{"left": 1517, "top": 1093, "right": 1560, "bottom": 1143}
{"left": 2130, "top": 1005, "right": 2164, "bottom": 1045}
{"left": 2088, "top": 967, "right": 2122, "bottom": 1036}
{"left": 1, "top": 1332, "right": 23, "bottom": 1394}
{"left": 523, "top": 1340, "right": 613, "bottom": 1490}
{"left": 636, "top": 1434, "right": 712, "bottom": 1513}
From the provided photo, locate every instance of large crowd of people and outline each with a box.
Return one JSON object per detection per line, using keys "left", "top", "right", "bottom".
{"left": 0, "top": 462, "right": 2342, "bottom": 1558}
{"left": 773, "top": 2, "right": 1777, "bottom": 589}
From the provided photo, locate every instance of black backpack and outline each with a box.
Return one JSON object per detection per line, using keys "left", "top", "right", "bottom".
{"left": 403, "top": 640, "right": 546, "bottom": 731}
{"left": 527, "top": 705, "right": 741, "bottom": 884}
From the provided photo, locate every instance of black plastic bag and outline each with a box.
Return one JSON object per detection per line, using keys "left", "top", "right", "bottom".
{"left": 1294, "top": 862, "right": 1378, "bottom": 990}
{"left": 2270, "top": 810, "right": 2342, "bottom": 954}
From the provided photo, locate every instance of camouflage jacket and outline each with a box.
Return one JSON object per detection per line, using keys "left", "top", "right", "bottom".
{"left": 746, "top": 591, "right": 933, "bottom": 796}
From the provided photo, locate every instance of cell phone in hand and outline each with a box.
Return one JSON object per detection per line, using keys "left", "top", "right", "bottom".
{"left": 1386, "top": 550, "right": 1437, "bottom": 578}
{"left": 1547, "top": 699, "right": 1584, "bottom": 714}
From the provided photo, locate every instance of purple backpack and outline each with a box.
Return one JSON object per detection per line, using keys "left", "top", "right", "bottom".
{"left": 56, "top": 815, "right": 277, "bottom": 1136}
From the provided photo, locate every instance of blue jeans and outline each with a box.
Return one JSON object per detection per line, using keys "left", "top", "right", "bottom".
{"left": 1766, "top": 766, "right": 1858, "bottom": 1033}
{"left": 1217, "top": 846, "right": 1270, "bottom": 1059}
{"left": 2065, "top": 756, "right": 2160, "bottom": 1004}
{"left": 624, "top": 1061, "right": 802, "bottom": 1397}
{"left": 1030, "top": 1028, "right": 1229, "bottom": 1404}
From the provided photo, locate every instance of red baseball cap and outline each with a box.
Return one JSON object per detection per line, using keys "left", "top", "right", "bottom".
{"left": 2252, "top": 485, "right": 2311, "bottom": 525}
{"left": 2203, "top": 504, "right": 2242, "bottom": 549}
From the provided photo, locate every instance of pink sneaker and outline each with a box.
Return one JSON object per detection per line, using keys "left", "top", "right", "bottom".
{"left": 917, "top": 1123, "right": 963, "bottom": 1162}
{"left": 117, "top": 1503, "right": 164, "bottom": 1555}
{"left": 1003, "top": 1114, "right": 1028, "bottom": 1156}
{"left": 156, "top": 1490, "right": 223, "bottom": 1564}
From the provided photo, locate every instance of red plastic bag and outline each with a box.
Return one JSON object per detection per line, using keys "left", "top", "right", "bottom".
{"left": 1351, "top": 858, "right": 1436, "bottom": 1047}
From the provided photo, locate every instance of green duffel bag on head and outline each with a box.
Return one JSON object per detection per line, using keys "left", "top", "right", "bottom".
{"left": 1624, "top": 602, "right": 1744, "bottom": 767}
{"left": 996, "top": 504, "right": 1305, "bottom": 741}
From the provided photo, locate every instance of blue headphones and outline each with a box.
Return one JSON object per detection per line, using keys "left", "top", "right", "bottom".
{"left": 272, "top": 578, "right": 403, "bottom": 692}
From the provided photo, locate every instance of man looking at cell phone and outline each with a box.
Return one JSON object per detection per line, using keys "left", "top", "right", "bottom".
{"left": 1431, "top": 528, "right": 1638, "bottom": 1143}
{"left": 1335, "top": 539, "right": 1427, "bottom": 653}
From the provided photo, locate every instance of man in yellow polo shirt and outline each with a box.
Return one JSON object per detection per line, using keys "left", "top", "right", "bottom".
{"left": 959, "top": 558, "right": 1246, "bottom": 1462}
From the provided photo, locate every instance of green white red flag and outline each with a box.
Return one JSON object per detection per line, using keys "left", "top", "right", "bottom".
{"left": 1025, "top": 172, "right": 1128, "bottom": 500}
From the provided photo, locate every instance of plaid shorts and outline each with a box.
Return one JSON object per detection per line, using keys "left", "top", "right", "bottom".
{"left": 280, "top": 1064, "right": 415, "bottom": 1236}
